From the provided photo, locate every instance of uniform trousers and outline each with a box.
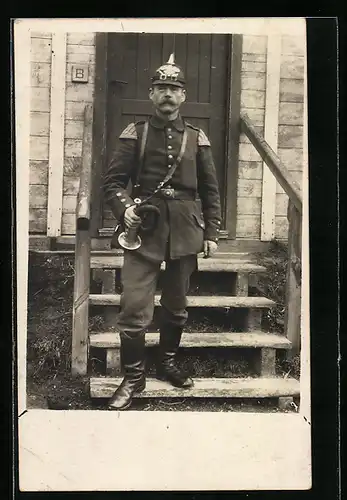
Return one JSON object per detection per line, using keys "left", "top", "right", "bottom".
{"left": 117, "top": 249, "right": 197, "bottom": 339}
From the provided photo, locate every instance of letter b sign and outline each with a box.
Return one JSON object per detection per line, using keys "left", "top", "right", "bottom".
{"left": 71, "top": 65, "right": 89, "bottom": 83}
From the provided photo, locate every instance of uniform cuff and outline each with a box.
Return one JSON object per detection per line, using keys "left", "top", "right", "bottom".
{"left": 204, "top": 221, "right": 221, "bottom": 242}
{"left": 204, "top": 231, "right": 219, "bottom": 242}
{"left": 109, "top": 189, "right": 136, "bottom": 222}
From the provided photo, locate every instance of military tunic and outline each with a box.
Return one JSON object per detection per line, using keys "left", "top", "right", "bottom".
{"left": 103, "top": 114, "right": 222, "bottom": 262}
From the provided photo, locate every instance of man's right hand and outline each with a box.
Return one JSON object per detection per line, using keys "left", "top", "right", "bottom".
{"left": 124, "top": 205, "right": 142, "bottom": 229}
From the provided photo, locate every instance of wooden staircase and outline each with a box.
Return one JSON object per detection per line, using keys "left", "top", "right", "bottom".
{"left": 86, "top": 251, "right": 300, "bottom": 406}
{"left": 71, "top": 105, "right": 302, "bottom": 410}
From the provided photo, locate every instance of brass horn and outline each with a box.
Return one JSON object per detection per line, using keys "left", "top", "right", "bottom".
{"left": 118, "top": 226, "right": 142, "bottom": 250}
{"left": 117, "top": 204, "right": 161, "bottom": 251}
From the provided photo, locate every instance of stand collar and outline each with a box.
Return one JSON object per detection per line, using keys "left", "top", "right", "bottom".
{"left": 150, "top": 114, "right": 185, "bottom": 131}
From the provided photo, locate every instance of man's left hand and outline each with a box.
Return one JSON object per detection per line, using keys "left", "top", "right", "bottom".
{"left": 203, "top": 240, "right": 218, "bottom": 258}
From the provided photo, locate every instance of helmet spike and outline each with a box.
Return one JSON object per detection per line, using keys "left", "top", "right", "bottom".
{"left": 167, "top": 53, "right": 175, "bottom": 65}
{"left": 151, "top": 52, "right": 185, "bottom": 87}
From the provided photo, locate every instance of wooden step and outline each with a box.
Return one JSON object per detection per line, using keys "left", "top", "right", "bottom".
{"left": 90, "top": 376, "right": 300, "bottom": 399}
{"left": 99, "top": 227, "right": 229, "bottom": 240}
{"left": 96, "top": 231, "right": 272, "bottom": 252}
{"left": 89, "top": 331, "right": 291, "bottom": 349}
{"left": 89, "top": 294, "right": 275, "bottom": 308}
{"left": 90, "top": 255, "right": 266, "bottom": 273}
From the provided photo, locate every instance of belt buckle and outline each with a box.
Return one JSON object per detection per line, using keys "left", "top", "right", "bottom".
{"left": 163, "top": 188, "right": 174, "bottom": 199}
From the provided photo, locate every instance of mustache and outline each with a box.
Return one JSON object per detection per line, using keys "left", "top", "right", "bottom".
{"left": 161, "top": 99, "right": 175, "bottom": 104}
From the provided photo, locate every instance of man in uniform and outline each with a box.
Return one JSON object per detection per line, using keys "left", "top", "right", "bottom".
{"left": 103, "top": 54, "right": 222, "bottom": 410}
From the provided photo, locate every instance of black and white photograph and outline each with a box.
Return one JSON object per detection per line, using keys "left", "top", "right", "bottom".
{"left": 15, "top": 18, "right": 311, "bottom": 491}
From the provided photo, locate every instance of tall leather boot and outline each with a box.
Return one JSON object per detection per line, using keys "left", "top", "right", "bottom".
{"left": 108, "top": 332, "right": 146, "bottom": 410}
{"left": 156, "top": 324, "right": 194, "bottom": 388}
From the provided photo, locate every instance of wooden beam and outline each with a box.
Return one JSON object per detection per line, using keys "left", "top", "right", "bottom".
{"left": 90, "top": 376, "right": 300, "bottom": 399}
{"left": 90, "top": 33, "right": 108, "bottom": 237}
{"left": 90, "top": 294, "right": 275, "bottom": 308}
{"left": 71, "top": 229, "right": 91, "bottom": 375}
{"left": 240, "top": 113, "right": 302, "bottom": 214}
{"left": 247, "top": 309, "right": 262, "bottom": 331}
{"left": 76, "top": 104, "right": 93, "bottom": 229}
{"left": 261, "top": 35, "right": 281, "bottom": 241}
{"left": 71, "top": 105, "right": 94, "bottom": 376}
{"left": 225, "top": 34, "right": 242, "bottom": 238}
{"left": 47, "top": 32, "right": 67, "bottom": 237}
{"left": 90, "top": 331, "right": 292, "bottom": 349}
{"left": 106, "top": 349, "right": 121, "bottom": 375}
{"left": 234, "top": 273, "right": 249, "bottom": 296}
{"left": 101, "top": 269, "right": 118, "bottom": 328}
{"left": 256, "top": 347, "right": 276, "bottom": 376}
{"left": 284, "top": 200, "right": 302, "bottom": 357}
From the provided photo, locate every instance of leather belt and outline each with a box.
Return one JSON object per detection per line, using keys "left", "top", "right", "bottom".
{"left": 149, "top": 188, "right": 196, "bottom": 200}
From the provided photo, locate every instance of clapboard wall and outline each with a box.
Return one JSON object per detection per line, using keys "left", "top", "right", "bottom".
{"left": 237, "top": 34, "right": 305, "bottom": 240}
{"left": 29, "top": 32, "right": 52, "bottom": 233}
{"left": 29, "top": 32, "right": 96, "bottom": 235}
{"left": 237, "top": 35, "right": 267, "bottom": 239}
{"left": 62, "top": 33, "right": 96, "bottom": 235}
{"left": 276, "top": 35, "right": 305, "bottom": 240}
{"left": 28, "top": 32, "right": 305, "bottom": 240}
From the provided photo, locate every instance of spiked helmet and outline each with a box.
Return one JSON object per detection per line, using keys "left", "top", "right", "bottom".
{"left": 151, "top": 53, "right": 186, "bottom": 88}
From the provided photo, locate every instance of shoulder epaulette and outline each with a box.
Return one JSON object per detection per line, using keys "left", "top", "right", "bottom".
{"left": 119, "top": 123, "right": 137, "bottom": 140}
{"left": 198, "top": 128, "right": 211, "bottom": 147}
{"left": 186, "top": 122, "right": 200, "bottom": 132}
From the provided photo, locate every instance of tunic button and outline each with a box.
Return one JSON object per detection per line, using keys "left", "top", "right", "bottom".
{"left": 168, "top": 145, "right": 172, "bottom": 150}
{"left": 168, "top": 164, "right": 172, "bottom": 168}
{"left": 167, "top": 128, "right": 172, "bottom": 132}
{"left": 168, "top": 135, "right": 173, "bottom": 139}
{"left": 168, "top": 154, "right": 173, "bottom": 159}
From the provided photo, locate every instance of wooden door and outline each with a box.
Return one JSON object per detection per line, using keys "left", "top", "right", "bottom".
{"left": 103, "top": 33, "right": 229, "bottom": 229}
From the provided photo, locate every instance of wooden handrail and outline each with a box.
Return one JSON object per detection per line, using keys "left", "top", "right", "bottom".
{"left": 72, "top": 104, "right": 93, "bottom": 376}
{"left": 240, "top": 112, "right": 302, "bottom": 357}
{"left": 240, "top": 112, "right": 303, "bottom": 215}
{"left": 76, "top": 104, "right": 93, "bottom": 230}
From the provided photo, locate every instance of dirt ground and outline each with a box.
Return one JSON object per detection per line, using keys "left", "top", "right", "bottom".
{"left": 26, "top": 246, "right": 300, "bottom": 413}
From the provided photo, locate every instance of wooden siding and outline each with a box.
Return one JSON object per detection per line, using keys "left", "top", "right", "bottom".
{"left": 276, "top": 35, "right": 305, "bottom": 240}
{"left": 237, "top": 33, "right": 305, "bottom": 241}
{"left": 46, "top": 32, "right": 67, "bottom": 236}
{"left": 62, "top": 33, "right": 96, "bottom": 234}
{"left": 260, "top": 35, "right": 281, "bottom": 241}
{"left": 29, "top": 32, "right": 96, "bottom": 235}
{"left": 29, "top": 33, "right": 52, "bottom": 233}
{"left": 237, "top": 35, "right": 267, "bottom": 239}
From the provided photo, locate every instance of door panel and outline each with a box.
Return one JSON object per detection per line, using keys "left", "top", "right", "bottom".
{"left": 104, "top": 33, "right": 229, "bottom": 228}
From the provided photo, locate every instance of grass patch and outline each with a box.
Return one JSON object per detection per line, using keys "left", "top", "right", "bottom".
{"left": 254, "top": 240, "right": 300, "bottom": 379}
{"left": 254, "top": 240, "right": 288, "bottom": 333}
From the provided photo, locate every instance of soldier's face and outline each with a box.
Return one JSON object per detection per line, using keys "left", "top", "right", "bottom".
{"left": 149, "top": 84, "right": 186, "bottom": 114}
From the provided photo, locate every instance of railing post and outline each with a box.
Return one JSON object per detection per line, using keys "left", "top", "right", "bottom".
{"left": 72, "top": 228, "right": 91, "bottom": 375}
{"left": 284, "top": 199, "right": 302, "bottom": 358}
{"left": 239, "top": 114, "right": 303, "bottom": 360}
{"left": 71, "top": 104, "right": 93, "bottom": 376}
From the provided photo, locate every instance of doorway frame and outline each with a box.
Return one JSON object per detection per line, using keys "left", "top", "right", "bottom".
{"left": 90, "top": 32, "right": 242, "bottom": 239}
